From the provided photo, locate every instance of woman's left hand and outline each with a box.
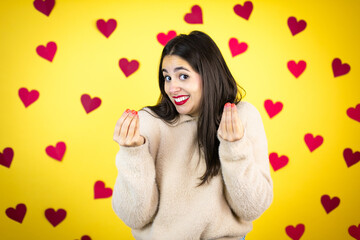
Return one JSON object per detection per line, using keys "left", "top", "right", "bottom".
{"left": 218, "top": 103, "right": 244, "bottom": 142}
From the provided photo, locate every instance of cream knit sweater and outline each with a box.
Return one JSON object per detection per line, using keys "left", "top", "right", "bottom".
{"left": 112, "top": 101, "right": 273, "bottom": 240}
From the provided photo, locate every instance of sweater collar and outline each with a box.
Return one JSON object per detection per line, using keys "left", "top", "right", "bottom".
{"left": 142, "top": 108, "right": 198, "bottom": 126}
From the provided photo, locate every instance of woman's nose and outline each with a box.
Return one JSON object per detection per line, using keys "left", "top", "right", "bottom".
{"left": 169, "top": 81, "right": 181, "bottom": 94}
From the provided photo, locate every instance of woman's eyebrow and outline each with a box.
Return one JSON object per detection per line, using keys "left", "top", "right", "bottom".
{"left": 162, "top": 67, "right": 190, "bottom": 73}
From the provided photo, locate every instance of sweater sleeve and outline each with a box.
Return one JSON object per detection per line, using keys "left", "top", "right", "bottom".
{"left": 218, "top": 102, "right": 273, "bottom": 221}
{"left": 112, "top": 110, "right": 159, "bottom": 229}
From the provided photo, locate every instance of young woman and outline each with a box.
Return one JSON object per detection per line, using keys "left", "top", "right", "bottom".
{"left": 112, "top": 31, "right": 273, "bottom": 240}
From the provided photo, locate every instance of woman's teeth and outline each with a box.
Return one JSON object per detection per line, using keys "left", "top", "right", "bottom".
{"left": 174, "top": 96, "right": 189, "bottom": 102}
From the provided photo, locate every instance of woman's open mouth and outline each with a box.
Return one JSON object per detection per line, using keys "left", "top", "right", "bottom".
{"left": 173, "top": 95, "right": 190, "bottom": 105}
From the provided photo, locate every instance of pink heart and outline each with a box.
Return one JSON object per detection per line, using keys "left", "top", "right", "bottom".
{"left": 287, "top": 60, "right": 306, "bottom": 78}
{"left": 36, "top": 41, "right": 57, "bottom": 62}
{"left": 286, "top": 224, "right": 305, "bottom": 240}
{"left": 288, "top": 17, "right": 306, "bottom": 36}
{"left": 81, "top": 94, "right": 101, "bottom": 114}
{"left": 45, "top": 208, "right": 66, "bottom": 227}
{"left": 229, "top": 38, "right": 248, "bottom": 57}
{"left": 321, "top": 195, "right": 340, "bottom": 214}
{"left": 332, "top": 58, "right": 350, "bottom": 77}
{"left": 264, "top": 99, "right": 283, "bottom": 118}
{"left": 304, "top": 133, "right": 323, "bottom": 152}
{"left": 46, "top": 142, "right": 66, "bottom": 161}
{"left": 343, "top": 148, "right": 360, "bottom": 168}
{"left": 269, "top": 153, "right": 289, "bottom": 171}
{"left": 349, "top": 224, "right": 360, "bottom": 240}
{"left": 33, "top": 0, "right": 55, "bottom": 17}
{"left": 119, "top": 58, "right": 139, "bottom": 77}
{"left": 96, "top": 19, "right": 117, "bottom": 38}
{"left": 157, "top": 31, "right": 177, "bottom": 46}
{"left": 233, "top": 1, "right": 253, "bottom": 20}
{"left": 0, "top": 147, "right": 14, "bottom": 168}
{"left": 94, "top": 181, "right": 113, "bottom": 199}
{"left": 184, "top": 5, "right": 203, "bottom": 24}
{"left": 18, "top": 88, "right": 39, "bottom": 108}
{"left": 6, "top": 203, "right": 26, "bottom": 223}
{"left": 347, "top": 104, "right": 360, "bottom": 122}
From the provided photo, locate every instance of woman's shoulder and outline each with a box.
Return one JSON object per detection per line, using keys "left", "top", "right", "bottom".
{"left": 236, "top": 101, "right": 261, "bottom": 116}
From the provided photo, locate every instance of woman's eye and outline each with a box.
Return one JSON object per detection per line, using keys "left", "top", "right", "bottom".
{"left": 180, "top": 74, "right": 188, "bottom": 80}
{"left": 164, "top": 76, "right": 171, "bottom": 81}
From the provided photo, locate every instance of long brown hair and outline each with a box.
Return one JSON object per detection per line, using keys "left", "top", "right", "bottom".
{"left": 148, "top": 31, "right": 245, "bottom": 185}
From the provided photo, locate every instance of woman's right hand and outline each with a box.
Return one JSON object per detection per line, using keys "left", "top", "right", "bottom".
{"left": 113, "top": 109, "right": 145, "bottom": 147}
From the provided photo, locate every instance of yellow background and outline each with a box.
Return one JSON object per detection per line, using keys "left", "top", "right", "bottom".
{"left": 1, "top": 0, "right": 359, "bottom": 239}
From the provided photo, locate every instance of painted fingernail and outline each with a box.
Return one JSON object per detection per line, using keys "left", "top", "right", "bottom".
{"left": 125, "top": 109, "right": 131, "bottom": 113}
{"left": 231, "top": 103, "right": 235, "bottom": 108}
{"left": 131, "top": 110, "right": 137, "bottom": 115}
{"left": 225, "top": 103, "right": 231, "bottom": 107}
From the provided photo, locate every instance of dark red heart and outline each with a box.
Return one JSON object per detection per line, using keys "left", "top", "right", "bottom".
{"left": 321, "top": 195, "right": 340, "bottom": 214}
{"left": 287, "top": 60, "right": 306, "bottom": 78}
{"left": 229, "top": 38, "right": 248, "bottom": 57}
{"left": 119, "top": 58, "right": 139, "bottom": 77}
{"left": 332, "top": 58, "right": 351, "bottom": 77}
{"left": 19, "top": 88, "right": 39, "bottom": 108}
{"left": 286, "top": 224, "right": 305, "bottom": 240}
{"left": 36, "top": 41, "right": 57, "bottom": 62}
{"left": 184, "top": 5, "right": 203, "bottom": 24}
{"left": 94, "top": 181, "right": 113, "bottom": 199}
{"left": 46, "top": 142, "right": 66, "bottom": 161}
{"left": 347, "top": 104, "right": 360, "bottom": 122}
{"left": 304, "top": 133, "right": 323, "bottom": 152}
{"left": 6, "top": 204, "right": 26, "bottom": 223}
{"left": 233, "top": 1, "right": 253, "bottom": 20}
{"left": 288, "top": 17, "right": 306, "bottom": 36}
{"left": 349, "top": 224, "right": 360, "bottom": 240}
{"left": 96, "top": 19, "right": 117, "bottom": 38}
{"left": 33, "top": 0, "right": 55, "bottom": 17}
{"left": 269, "top": 153, "right": 289, "bottom": 171}
{"left": 343, "top": 148, "right": 360, "bottom": 168}
{"left": 0, "top": 147, "right": 14, "bottom": 168}
{"left": 264, "top": 99, "right": 283, "bottom": 118}
{"left": 45, "top": 208, "right": 66, "bottom": 227}
{"left": 81, "top": 236, "right": 92, "bottom": 240}
{"left": 157, "top": 31, "right": 177, "bottom": 46}
{"left": 81, "top": 94, "right": 101, "bottom": 114}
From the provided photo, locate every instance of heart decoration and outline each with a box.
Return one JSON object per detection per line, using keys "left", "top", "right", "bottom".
{"left": 287, "top": 60, "right": 306, "bottom": 78}
{"left": 19, "top": 88, "right": 39, "bottom": 108}
{"left": 157, "top": 31, "right": 177, "bottom": 46}
{"left": 81, "top": 236, "right": 92, "bottom": 240}
{"left": 288, "top": 17, "right": 307, "bottom": 36}
{"left": 184, "top": 5, "right": 203, "bottom": 24}
{"left": 304, "top": 133, "right": 323, "bottom": 152}
{"left": 229, "top": 38, "right": 248, "bottom": 57}
{"left": 36, "top": 41, "right": 57, "bottom": 62}
{"left": 81, "top": 94, "right": 102, "bottom": 114}
{"left": 0, "top": 147, "right": 14, "bottom": 168}
{"left": 94, "top": 181, "right": 113, "bottom": 199}
{"left": 119, "top": 58, "right": 140, "bottom": 77}
{"left": 321, "top": 195, "right": 340, "bottom": 214}
{"left": 349, "top": 224, "right": 360, "bottom": 240}
{"left": 45, "top": 208, "right": 66, "bottom": 227}
{"left": 264, "top": 99, "right": 283, "bottom": 118}
{"left": 233, "top": 1, "right": 253, "bottom": 20}
{"left": 46, "top": 142, "right": 66, "bottom": 161}
{"left": 343, "top": 148, "right": 360, "bottom": 168}
{"left": 96, "top": 19, "right": 117, "bottom": 38}
{"left": 33, "top": 0, "right": 55, "bottom": 17}
{"left": 6, "top": 204, "right": 27, "bottom": 223}
{"left": 332, "top": 58, "right": 350, "bottom": 77}
{"left": 269, "top": 153, "right": 289, "bottom": 171}
{"left": 347, "top": 104, "right": 360, "bottom": 122}
{"left": 286, "top": 224, "right": 305, "bottom": 240}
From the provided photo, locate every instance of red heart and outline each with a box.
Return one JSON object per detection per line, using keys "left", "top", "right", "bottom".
{"left": 81, "top": 236, "right": 92, "bottom": 240}
{"left": 94, "top": 181, "right": 113, "bottom": 199}
{"left": 288, "top": 17, "right": 306, "bottom": 36}
{"left": 286, "top": 224, "right": 305, "bottom": 240}
{"left": 46, "top": 142, "right": 66, "bottom": 161}
{"left": 233, "top": 1, "right": 253, "bottom": 20}
{"left": 184, "top": 5, "right": 203, "bottom": 24}
{"left": 304, "top": 133, "right": 323, "bottom": 152}
{"left": 264, "top": 99, "right": 283, "bottom": 118}
{"left": 157, "top": 31, "right": 177, "bottom": 46}
{"left": 332, "top": 58, "right": 351, "bottom": 77}
{"left": 321, "top": 195, "right": 340, "bottom": 214}
{"left": 229, "top": 38, "right": 248, "bottom": 57}
{"left": 287, "top": 60, "right": 306, "bottom": 78}
{"left": 45, "top": 208, "right": 66, "bottom": 227}
{"left": 36, "top": 41, "right": 57, "bottom": 62}
{"left": 343, "top": 148, "right": 360, "bottom": 168}
{"left": 81, "top": 94, "right": 101, "bottom": 114}
{"left": 119, "top": 58, "right": 139, "bottom": 77}
{"left": 33, "top": 0, "right": 55, "bottom": 17}
{"left": 349, "top": 224, "right": 360, "bottom": 240}
{"left": 6, "top": 203, "right": 26, "bottom": 223}
{"left": 269, "top": 153, "right": 289, "bottom": 171}
{"left": 347, "top": 104, "right": 360, "bottom": 122}
{"left": 18, "top": 88, "right": 39, "bottom": 108}
{"left": 0, "top": 147, "right": 14, "bottom": 168}
{"left": 96, "top": 19, "right": 117, "bottom": 38}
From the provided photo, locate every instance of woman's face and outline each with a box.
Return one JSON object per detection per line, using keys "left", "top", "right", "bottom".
{"left": 162, "top": 55, "right": 203, "bottom": 117}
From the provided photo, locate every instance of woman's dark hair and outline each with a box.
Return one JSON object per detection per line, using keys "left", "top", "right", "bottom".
{"left": 148, "top": 30, "right": 245, "bottom": 185}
